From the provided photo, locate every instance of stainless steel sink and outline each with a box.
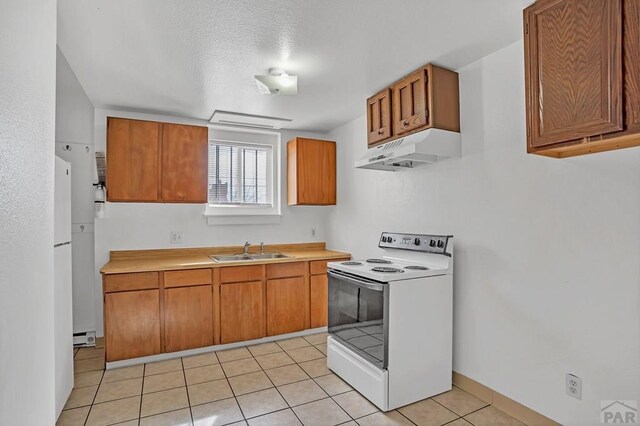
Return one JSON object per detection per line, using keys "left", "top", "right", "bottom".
{"left": 209, "top": 254, "right": 253, "bottom": 262}
{"left": 250, "top": 253, "right": 290, "bottom": 260}
{"left": 209, "top": 253, "right": 290, "bottom": 262}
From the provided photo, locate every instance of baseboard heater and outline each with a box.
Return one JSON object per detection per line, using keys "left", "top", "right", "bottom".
{"left": 73, "top": 331, "right": 96, "bottom": 347}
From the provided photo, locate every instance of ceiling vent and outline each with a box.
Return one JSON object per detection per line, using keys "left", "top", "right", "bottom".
{"left": 209, "top": 110, "right": 293, "bottom": 130}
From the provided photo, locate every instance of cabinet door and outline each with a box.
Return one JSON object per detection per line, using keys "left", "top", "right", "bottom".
{"left": 105, "top": 290, "right": 161, "bottom": 361}
{"left": 392, "top": 68, "right": 428, "bottom": 135}
{"left": 367, "top": 89, "right": 392, "bottom": 146}
{"left": 164, "top": 285, "right": 213, "bottom": 352}
{"left": 524, "top": 0, "right": 623, "bottom": 148}
{"left": 295, "top": 138, "right": 336, "bottom": 205}
{"left": 310, "top": 275, "right": 328, "bottom": 328}
{"left": 106, "top": 118, "right": 160, "bottom": 202}
{"left": 220, "top": 281, "right": 265, "bottom": 344}
{"left": 267, "top": 277, "right": 306, "bottom": 336}
{"left": 161, "top": 123, "right": 208, "bottom": 203}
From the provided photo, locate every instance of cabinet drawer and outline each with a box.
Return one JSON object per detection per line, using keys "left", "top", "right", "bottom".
{"left": 164, "top": 268, "right": 212, "bottom": 288}
{"left": 104, "top": 272, "right": 159, "bottom": 293}
{"left": 220, "top": 265, "right": 264, "bottom": 283}
{"left": 310, "top": 258, "right": 350, "bottom": 275}
{"left": 266, "top": 262, "right": 307, "bottom": 279}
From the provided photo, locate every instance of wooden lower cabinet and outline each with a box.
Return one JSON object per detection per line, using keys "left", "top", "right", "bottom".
{"left": 310, "top": 274, "right": 328, "bottom": 328}
{"left": 103, "top": 256, "right": 350, "bottom": 361}
{"left": 220, "top": 281, "right": 265, "bottom": 344}
{"left": 105, "top": 289, "right": 161, "bottom": 362}
{"left": 164, "top": 285, "right": 213, "bottom": 352}
{"left": 267, "top": 277, "right": 307, "bottom": 336}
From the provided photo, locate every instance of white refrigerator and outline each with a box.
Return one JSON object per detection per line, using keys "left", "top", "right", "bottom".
{"left": 54, "top": 156, "right": 73, "bottom": 418}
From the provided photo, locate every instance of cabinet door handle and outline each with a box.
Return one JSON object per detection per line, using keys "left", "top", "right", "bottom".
{"left": 403, "top": 120, "right": 409, "bottom": 127}
{"left": 378, "top": 130, "right": 384, "bottom": 135}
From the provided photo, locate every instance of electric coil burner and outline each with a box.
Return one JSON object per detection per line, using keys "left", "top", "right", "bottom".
{"left": 327, "top": 232, "right": 453, "bottom": 412}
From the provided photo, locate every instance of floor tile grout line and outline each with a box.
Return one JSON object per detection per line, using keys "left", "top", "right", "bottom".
{"left": 248, "top": 338, "right": 342, "bottom": 423}
{"left": 83, "top": 359, "right": 106, "bottom": 426}
{"left": 136, "top": 363, "right": 145, "bottom": 426}
{"left": 249, "top": 343, "right": 309, "bottom": 424}
{"left": 179, "top": 358, "right": 195, "bottom": 425}
{"left": 459, "top": 403, "right": 493, "bottom": 422}
{"left": 429, "top": 397, "right": 463, "bottom": 419}
{"left": 430, "top": 393, "right": 491, "bottom": 420}
{"left": 394, "top": 408, "right": 419, "bottom": 426}
{"left": 70, "top": 333, "right": 491, "bottom": 426}
{"left": 302, "top": 340, "right": 360, "bottom": 423}
{"left": 212, "top": 347, "right": 249, "bottom": 423}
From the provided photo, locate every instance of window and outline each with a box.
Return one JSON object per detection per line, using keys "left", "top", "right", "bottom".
{"left": 208, "top": 143, "right": 271, "bottom": 206}
{"left": 206, "top": 128, "right": 281, "bottom": 223}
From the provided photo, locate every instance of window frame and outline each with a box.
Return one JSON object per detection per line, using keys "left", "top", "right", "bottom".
{"left": 205, "top": 126, "right": 281, "bottom": 221}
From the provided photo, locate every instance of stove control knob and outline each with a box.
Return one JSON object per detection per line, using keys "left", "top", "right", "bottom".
{"left": 429, "top": 239, "right": 436, "bottom": 247}
{"left": 437, "top": 240, "right": 444, "bottom": 248}
{"left": 413, "top": 238, "right": 421, "bottom": 246}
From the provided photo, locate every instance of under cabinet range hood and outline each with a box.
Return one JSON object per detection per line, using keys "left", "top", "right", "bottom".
{"left": 355, "top": 128, "right": 461, "bottom": 171}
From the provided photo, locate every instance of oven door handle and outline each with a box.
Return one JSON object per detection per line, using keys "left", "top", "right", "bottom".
{"left": 328, "top": 270, "right": 386, "bottom": 292}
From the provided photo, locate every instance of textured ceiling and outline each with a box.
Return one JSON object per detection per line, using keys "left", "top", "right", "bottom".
{"left": 57, "top": 0, "right": 523, "bottom": 132}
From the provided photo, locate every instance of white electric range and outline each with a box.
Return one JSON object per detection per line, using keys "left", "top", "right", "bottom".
{"left": 326, "top": 232, "right": 453, "bottom": 411}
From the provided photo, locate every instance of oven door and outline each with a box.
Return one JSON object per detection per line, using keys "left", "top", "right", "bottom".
{"left": 327, "top": 269, "right": 388, "bottom": 369}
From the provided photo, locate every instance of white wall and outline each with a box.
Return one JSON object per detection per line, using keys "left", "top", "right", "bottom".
{"left": 0, "top": 0, "right": 57, "bottom": 424}
{"left": 326, "top": 40, "right": 640, "bottom": 425}
{"left": 93, "top": 108, "right": 333, "bottom": 335}
{"left": 55, "top": 47, "right": 96, "bottom": 334}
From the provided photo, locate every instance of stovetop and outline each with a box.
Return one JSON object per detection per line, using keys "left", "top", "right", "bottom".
{"left": 328, "top": 257, "right": 450, "bottom": 282}
{"left": 328, "top": 232, "right": 453, "bottom": 282}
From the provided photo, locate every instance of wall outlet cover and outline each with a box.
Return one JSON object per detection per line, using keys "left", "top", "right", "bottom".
{"left": 170, "top": 231, "right": 183, "bottom": 244}
{"left": 566, "top": 373, "right": 582, "bottom": 400}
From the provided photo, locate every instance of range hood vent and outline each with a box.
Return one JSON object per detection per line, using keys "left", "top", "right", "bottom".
{"left": 355, "top": 128, "right": 461, "bottom": 171}
{"left": 210, "top": 110, "right": 292, "bottom": 130}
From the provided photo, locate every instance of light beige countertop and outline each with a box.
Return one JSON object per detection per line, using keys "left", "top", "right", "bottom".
{"left": 100, "top": 242, "right": 350, "bottom": 274}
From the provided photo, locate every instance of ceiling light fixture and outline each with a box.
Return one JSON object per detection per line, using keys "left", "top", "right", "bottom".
{"left": 254, "top": 68, "right": 298, "bottom": 95}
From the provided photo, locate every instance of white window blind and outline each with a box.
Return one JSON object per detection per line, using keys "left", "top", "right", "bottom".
{"left": 208, "top": 141, "right": 272, "bottom": 206}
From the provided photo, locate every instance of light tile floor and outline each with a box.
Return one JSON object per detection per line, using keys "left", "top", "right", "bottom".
{"left": 58, "top": 333, "right": 525, "bottom": 426}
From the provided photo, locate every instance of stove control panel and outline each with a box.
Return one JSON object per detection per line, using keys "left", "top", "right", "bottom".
{"left": 378, "top": 232, "right": 452, "bottom": 255}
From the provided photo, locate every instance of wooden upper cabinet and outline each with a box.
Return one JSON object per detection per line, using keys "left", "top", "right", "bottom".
{"left": 367, "top": 89, "right": 392, "bottom": 146}
{"left": 106, "top": 117, "right": 160, "bottom": 202}
{"left": 287, "top": 138, "right": 336, "bottom": 206}
{"left": 366, "top": 64, "right": 459, "bottom": 147}
{"left": 106, "top": 117, "right": 208, "bottom": 203}
{"left": 523, "top": 0, "right": 640, "bottom": 157}
{"left": 392, "top": 68, "right": 429, "bottom": 136}
{"left": 161, "top": 123, "right": 208, "bottom": 203}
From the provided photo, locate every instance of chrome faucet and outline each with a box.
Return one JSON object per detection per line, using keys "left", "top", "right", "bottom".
{"left": 260, "top": 242, "right": 264, "bottom": 254}
{"left": 243, "top": 241, "right": 251, "bottom": 255}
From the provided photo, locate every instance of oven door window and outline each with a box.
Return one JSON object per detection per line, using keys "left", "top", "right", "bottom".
{"left": 328, "top": 271, "right": 387, "bottom": 369}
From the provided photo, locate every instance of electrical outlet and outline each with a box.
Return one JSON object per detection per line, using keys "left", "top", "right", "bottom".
{"left": 311, "top": 228, "right": 316, "bottom": 238}
{"left": 170, "top": 231, "right": 183, "bottom": 244}
{"left": 566, "top": 373, "right": 582, "bottom": 400}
